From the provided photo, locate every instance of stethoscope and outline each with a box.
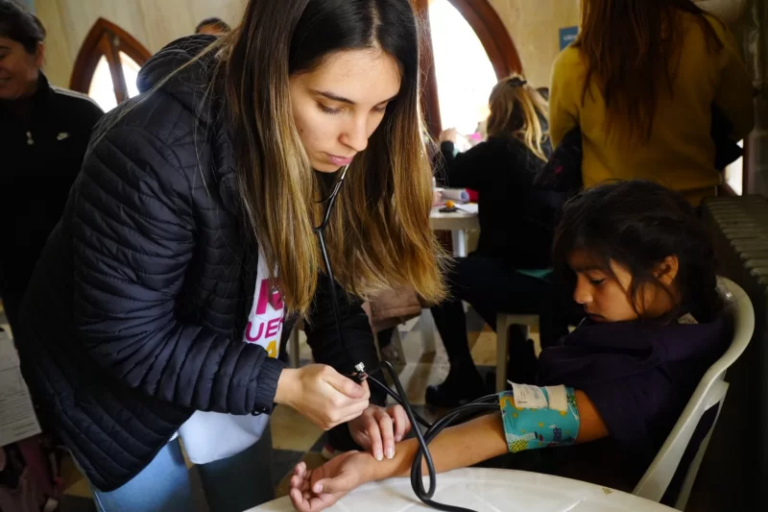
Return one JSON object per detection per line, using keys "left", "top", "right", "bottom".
{"left": 313, "top": 166, "right": 499, "bottom": 512}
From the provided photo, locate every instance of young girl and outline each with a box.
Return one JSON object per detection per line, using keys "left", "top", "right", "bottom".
{"left": 428, "top": 75, "right": 567, "bottom": 407}
{"left": 289, "top": 180, "right": 731, "bottom": 511}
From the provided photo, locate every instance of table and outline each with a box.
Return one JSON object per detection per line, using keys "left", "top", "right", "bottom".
{"left": 247, "top": 468, "right": 676, "bottom": 512}
{"left": 430, "top": 207, "right": 480, "bottom": 258}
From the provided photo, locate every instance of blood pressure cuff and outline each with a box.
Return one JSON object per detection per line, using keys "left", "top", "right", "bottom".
{"left": 499, "top": 384, "right": 580, "bottom": 453}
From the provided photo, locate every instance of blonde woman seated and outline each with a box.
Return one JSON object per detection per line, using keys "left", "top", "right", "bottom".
{"left": 428, "top": 76, "right": 568, "bottom": 407}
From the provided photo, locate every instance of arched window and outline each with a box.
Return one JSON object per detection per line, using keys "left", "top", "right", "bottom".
{"left": 443, "top": 0, "right": 522, "bottom": 80}
{"left": 414, "top": 0, "right": 522, "bottom": 138}
{"left": 70, "top": 18, "right": 152, "bottom": 112}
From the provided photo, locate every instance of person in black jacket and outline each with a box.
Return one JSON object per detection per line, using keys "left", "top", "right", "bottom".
{"left": 428, "top": 75, "right": 567, "bottom": 407}
{"left": 16, "top": 1, "right": 446, "bottom": 511}
{"left": 0, "top": 2, "right": 102, "bottom": 332}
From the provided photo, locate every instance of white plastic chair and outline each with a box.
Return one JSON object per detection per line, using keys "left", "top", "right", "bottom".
{"left": 633, "top": 277, "right": 755, "bottom": 510}
{"left": 495, "top": 313, "right": 539, "bottom": 392}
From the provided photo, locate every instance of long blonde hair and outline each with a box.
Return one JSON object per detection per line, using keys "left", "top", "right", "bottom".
{"left": 486, "top": 75, "right": 549, "bottom": 161}
{"left": 221, "top": 0, "right": 445, "bottom": 314}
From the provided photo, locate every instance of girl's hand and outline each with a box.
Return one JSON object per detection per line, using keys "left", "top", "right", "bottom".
{"left": 275, "top": 365, "right": 370, "bottom": 431}
{"left": 348, "top": 404, "right": 411, "bottom": 461}
{"left": 289, "top": 454, "right": 373, "bottom": 512}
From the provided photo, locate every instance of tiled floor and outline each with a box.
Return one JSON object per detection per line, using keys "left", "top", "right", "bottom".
{"left": 1, "top": 303, "right": 510, "bottom": 512}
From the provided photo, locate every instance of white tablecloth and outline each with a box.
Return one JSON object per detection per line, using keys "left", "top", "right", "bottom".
{"left": 247, "top": 468, "right": 675, "bottom": 512}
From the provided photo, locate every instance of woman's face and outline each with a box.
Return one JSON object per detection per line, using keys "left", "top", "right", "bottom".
{"left": 289, "top": 48, "right": 402, "bottom": 172}
{"left": 0, "top": 37, "right": 43, "bottom": 101}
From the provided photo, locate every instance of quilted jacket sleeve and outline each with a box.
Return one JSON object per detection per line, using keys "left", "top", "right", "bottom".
{"left": 304, "top": 274, "right": 386, "bottom": 407}
{"left": 72, "top": 126, "right": 284, "bottom": 415}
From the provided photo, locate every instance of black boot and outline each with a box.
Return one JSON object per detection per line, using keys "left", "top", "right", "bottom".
{"left": 425, "top": 362, "right": 487, "bottom": 408}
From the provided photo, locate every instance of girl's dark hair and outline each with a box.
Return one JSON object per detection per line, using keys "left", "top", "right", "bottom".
{"left": 553, "top": 181, "right": 722, "bottom": 322}
{"left": 0, "top": 0, "right": 45, "bottom": 54}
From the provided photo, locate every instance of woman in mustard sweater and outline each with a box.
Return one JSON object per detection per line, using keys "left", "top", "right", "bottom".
{"left": 549, "top": 0, "right": 754, "bottom": 205}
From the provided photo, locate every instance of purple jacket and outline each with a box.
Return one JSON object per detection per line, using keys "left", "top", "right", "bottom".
{"left": 538, "top": 314, "right": 730, "bottom": 459}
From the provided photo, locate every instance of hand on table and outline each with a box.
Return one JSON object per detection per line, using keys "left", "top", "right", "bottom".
{"left": 348, "top": 404, "right": 412, "bottom": 461}
{"left": 275, "top": 365, "right": 370, "bottom": 431}
{"left": 289, "top": 453, "right": 373, "bottom": 512}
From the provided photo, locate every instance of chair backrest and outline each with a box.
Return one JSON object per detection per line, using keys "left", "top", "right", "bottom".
{"left": 633, "top": 277, "right": 755, "bottom": 509}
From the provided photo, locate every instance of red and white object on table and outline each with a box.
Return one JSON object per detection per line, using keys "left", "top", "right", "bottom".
{"left": 440, "top": 188, "right": 470, "bottom": 203}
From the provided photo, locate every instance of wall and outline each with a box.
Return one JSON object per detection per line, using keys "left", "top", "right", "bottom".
{"left": 36, "top": 0, "right": 247, "bottom": 87}
{"left": 487, "top": 0, "right": 580, "bottom": 89}
{"left": 485, "top": 1, "right": 744, "bottom": 89}
{"left": 37, "top": 0, "right": 578, "bottom": 92}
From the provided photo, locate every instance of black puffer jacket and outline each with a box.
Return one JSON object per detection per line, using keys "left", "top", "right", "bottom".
{"left": 17, "top": 36, "right": 383, "bottom": 492}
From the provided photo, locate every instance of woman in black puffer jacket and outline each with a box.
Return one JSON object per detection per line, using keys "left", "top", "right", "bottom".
{"left": 17, "top": 1, "right": 445, "bottom": 511}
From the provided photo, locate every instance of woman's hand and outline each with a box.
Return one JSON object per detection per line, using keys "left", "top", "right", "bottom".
{"left": 348, "top": 404, "right": 411, "bottom": 461}
{"left": 439, "top": 127, "right": 459, "bottom": 143}
{"left": 289, "top": 453, "right": 373, "bottom": 512}
{"left": 275, "top": 365, "right": 370, "bottom": 431}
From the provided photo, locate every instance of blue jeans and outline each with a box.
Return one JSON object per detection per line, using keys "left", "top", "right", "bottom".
{"left": 92, "top": 427, "right": 274, "bottom": 512}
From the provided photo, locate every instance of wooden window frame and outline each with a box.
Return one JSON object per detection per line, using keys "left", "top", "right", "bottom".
{"left": 70, "top": 18, "right": 152, "bottom": 105}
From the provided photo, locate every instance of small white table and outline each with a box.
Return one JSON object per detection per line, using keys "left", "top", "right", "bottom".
{"left": 430, "top": 207, "right": 480, "bottom": 258}
{"left": 247, "top": 468, "right": 676, "bottom": 512}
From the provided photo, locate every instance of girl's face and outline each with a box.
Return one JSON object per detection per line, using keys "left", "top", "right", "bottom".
{"left": 568, "top": 250, "right": 679, "bottom": 323}
{"left": 289, "top": 48, "right": 402, "bottom": 173}
{"left": 0, "top": 37, "right": 43, "bottom": 101}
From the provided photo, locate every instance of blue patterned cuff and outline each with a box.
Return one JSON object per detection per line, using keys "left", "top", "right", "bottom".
{"left": 499, "top": 385, "right": 580, "bottom": 453}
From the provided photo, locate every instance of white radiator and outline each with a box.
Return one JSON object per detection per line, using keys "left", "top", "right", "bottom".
{"left": 698, "top": 195, "right": 768, "bottom": 511}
